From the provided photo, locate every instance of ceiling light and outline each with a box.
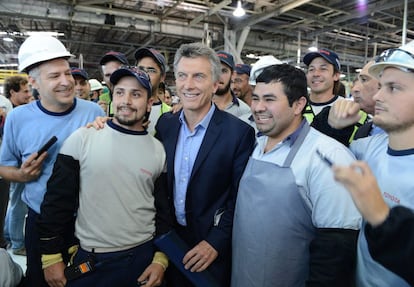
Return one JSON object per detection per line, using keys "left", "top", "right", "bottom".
{"left": 26, "top": 31, "right": 65, "bottom": 37}
{"left": 0, "top": 63, "right": 18, "bottom": 68}
{"left": 3, "top": 37, "right": 13, "bottom": 42}
{"left": 246, "top": 53, "right": 259, "bottom": 59}
{"left": 233, "top": 1, "right": 245, "bottom": 17}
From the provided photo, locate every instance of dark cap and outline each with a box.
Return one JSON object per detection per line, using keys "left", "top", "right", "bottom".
{"left": 217, "top": 51, "right": 235, "bottom": 70}
{"left": 235, "top": 64, "right": 251, "bottom": 76}
{"left": 110, "top": 66, "right": 152, "bottom": 97}
{"left": 99, "top": 51, "right": 129, "bottom": 65}
{"left": 134, "top": 48, "right": 166, "bottom": 75}
{"left": 71, "top": 67, "right": 89, "bottom": 80}
{"left": 303, "top": 48, "right": 341, "bottom": 71}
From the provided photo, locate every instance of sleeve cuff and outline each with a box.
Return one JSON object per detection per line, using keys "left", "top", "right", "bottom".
{"left": 152, "top": 251, "right": 169, "bottom": 270}
{"left": 41, "top": 253, "right": 63, "bottom": 269}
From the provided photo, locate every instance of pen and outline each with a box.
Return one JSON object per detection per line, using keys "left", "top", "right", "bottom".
{"left": 316, "top": 149, "right": 333, "bottom": 167}
{"left": 137, "top": 280, "right": 148, "bottom": 286}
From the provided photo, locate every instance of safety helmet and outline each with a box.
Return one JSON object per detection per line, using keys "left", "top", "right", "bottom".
{"left": 369, "top": 40, "right": 414, "bottom": 78}
{"left": 18, "top": 35, "right": 73, "bottom": 72}
{"left": 89, "top": 79, "right": 103, "bottom": 91}
{"left": 249, "top": 55, "right": 283, "bottom": 85}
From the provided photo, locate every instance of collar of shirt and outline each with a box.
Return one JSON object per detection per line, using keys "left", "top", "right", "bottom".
{"left": 178, "top": 103, "right": 216, "bottom": 131}
{"left": 231, "top": 92, "right": 240, "bottom": 106}
{"left": 287, "top": 119, "right": 307, "bottom": 147}
{"left": 222, "top": 92, "right": 241, "bottom": 111}
{"left": 256, "top": 118, "right": 308, "bottom": 156}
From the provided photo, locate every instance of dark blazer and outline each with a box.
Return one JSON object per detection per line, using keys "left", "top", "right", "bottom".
{"left": 155, "top": 105, "right": 255, "bottom": 286}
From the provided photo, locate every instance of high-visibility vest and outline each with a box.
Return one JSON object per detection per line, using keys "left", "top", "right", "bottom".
{"left": 304, "top": 104, "right": 369, "bottom": 143}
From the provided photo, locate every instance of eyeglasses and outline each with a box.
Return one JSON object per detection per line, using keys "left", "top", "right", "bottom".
{"left": 232, "top": 78, "right": 245, "bottom": 84}
{"left": 137, "top": 66, "right": 159, "bottom": 75}
{"left": 376, "top": 48, "right": 414, "bottom": 73}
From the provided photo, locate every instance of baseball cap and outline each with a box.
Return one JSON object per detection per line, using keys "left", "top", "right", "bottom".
{"left": 249, "top": 55, "right": 283, "bottom": 85}
{"left": 369, "top": 41, "right": 414, "bottom": 78}
{"left": 99, "top": 51, "right": 129, "bottom": 65}
{"left": 303, "top": 48, "right": 341, "bottom": 71}
{"left": 235, "top": 64, "right": 251, "bottom": 76}
{"left": 110, "top": 66, "right": 152, "bottom": 97}
{"left": 217, "top": 51, "right": 235, "bottom": 70}
{"left": 71, "top": 67, "right": 89, "bottom": 80}
{"left": 134, "top": 48, "right": 166, "bottom": 75}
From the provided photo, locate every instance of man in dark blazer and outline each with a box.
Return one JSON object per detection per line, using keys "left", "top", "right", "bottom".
{"left": 155, "top": 42, "right": 255, "bottom": 287}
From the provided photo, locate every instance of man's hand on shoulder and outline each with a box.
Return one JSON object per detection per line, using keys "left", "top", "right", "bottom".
{"left": 85, "top": 116, "right": 109, "bottom": 130}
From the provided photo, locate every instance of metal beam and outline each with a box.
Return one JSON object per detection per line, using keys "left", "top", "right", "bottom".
{"left": 235, "top": 0, "right": 313, "bottom": 31}
{"left": 189, "top": 0, "right": 231, "bottom": 27}
{"left": 0, "top": 2, "right": 205, "bottom": 40}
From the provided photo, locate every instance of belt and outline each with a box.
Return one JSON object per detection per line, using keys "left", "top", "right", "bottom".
{"left": 81, "top": 242, "right": 141, "bottom": 253}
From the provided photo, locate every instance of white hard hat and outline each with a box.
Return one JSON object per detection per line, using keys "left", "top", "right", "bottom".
{"left": 18, "top": 35, "right": 73, "bottom": 72}
{"left": 89, "top": 79, "right": 103, "bottom": 91}
{"left": 369, "top": 40, "right": 414, "bottom": 78}
{"left": 249, "top": 55, "right": 283, "bottom": 85}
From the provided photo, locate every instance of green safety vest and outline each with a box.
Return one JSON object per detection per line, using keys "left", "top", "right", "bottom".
{"left": 303, "top": 104, "right": 368, "bottom": 143}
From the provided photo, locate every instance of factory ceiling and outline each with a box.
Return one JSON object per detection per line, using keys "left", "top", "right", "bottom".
{"left": 0, "top": 0, "right": 413, "bottom": 81}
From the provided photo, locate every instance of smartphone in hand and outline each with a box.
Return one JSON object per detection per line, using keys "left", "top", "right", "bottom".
{"left": 35, "top": 136, "right": 58, "bottom": 159}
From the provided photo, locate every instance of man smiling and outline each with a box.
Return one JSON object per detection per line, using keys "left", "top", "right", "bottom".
{"left": 0, "top": 35, "right": 104, "bottom": 286}
{"left": 38, "top": 67, "right": 167, "bottom": 287}
{"left": 155, "top": 42, "right": 255, "bottom": 287}
{"left": 232, "top": 64, "right": 360, "bottom": 287}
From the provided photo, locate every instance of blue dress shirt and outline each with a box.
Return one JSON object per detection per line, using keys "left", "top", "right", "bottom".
{"left": 174, "top": 104, "right": 216, "bottom": 225}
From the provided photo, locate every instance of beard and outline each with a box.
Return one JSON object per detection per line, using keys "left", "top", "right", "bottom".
{"left": 373, "top": 116, "right": 413, "bottom": 134}
{"left": 114, "top": 106, "right": 144, "bottom": 127}
{"left": 215, "top": 80, "right": 231, "bottom": 96}
{"left": 114, "top": 115, "right": 140, "bottom": 126}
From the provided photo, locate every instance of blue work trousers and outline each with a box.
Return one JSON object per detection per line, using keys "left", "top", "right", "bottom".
{"left": 67, "top": 240, "right": 155, "bottom": 287}
{"left": 25, "top": 208, "right": 48, "bottom": 287}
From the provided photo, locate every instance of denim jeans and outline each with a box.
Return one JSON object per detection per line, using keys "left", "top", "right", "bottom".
{"left": 0, "top": 178, "right": 10, "bottom": 248}
{"left": 4, "top": 182, "right": 27, "bottom": 250}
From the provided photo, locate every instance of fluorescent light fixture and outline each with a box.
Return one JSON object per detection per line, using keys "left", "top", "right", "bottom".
{"left": 0, "top": 31, "right": 64, "bottom": 37}
{"left": 246, "top": 53, "right": 259, "bottom": 59}
{"left": 3, "top": 37, "right": 13, "bottom": 42}
{"left": 308, "top": 46, "right": 318, "bottom": 52}
{"left": 233, "top": 1, "right": 245, "bottom": 17}
{"left": 0, "top": 63, "right": 18, "bottom": 68}
{"left": 26, "top": 31, "right": 65, "bottom": 37}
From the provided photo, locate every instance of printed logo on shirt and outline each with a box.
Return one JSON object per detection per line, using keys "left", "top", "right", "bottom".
{"left": 383, "top": 192, "right": 400, "bottom": 204}
{"left": 140, "top": 168, "right": 153, "bottom": 177}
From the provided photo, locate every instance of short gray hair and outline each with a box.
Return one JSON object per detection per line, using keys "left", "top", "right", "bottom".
{"left": 173, "top": 42, "right": 221, "bottom": 82}
{"left": 28, "top": 66, "right": 41, "bottom": 82}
